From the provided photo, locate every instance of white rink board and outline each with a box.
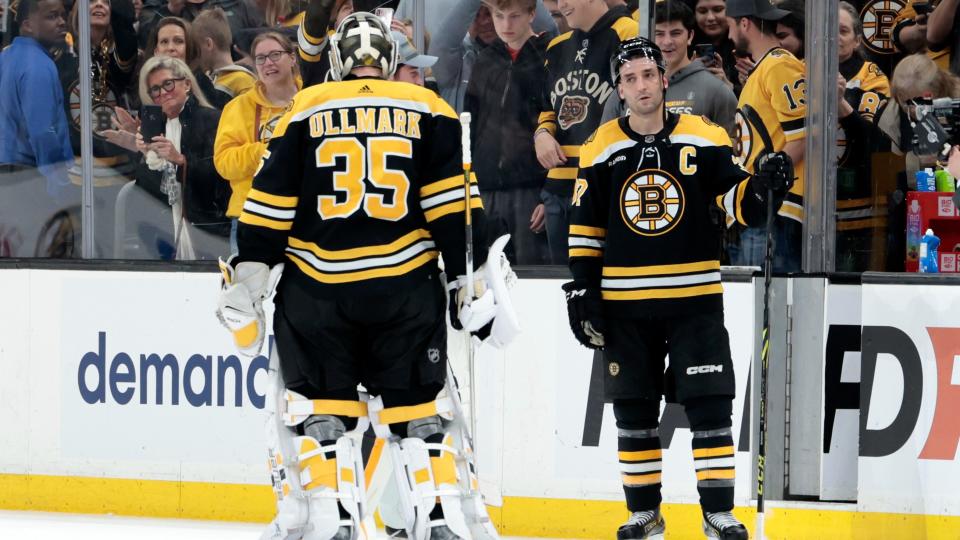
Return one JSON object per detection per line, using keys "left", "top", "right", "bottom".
{"left": 858, "top": 283, "right": 960, "bottom": 515}
{"left": 0, "top": 268, "right": 753, "bottom": 506}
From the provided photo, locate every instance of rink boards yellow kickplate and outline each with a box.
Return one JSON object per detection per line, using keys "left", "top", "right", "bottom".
{"left": 2, "top": 473, "right": 960, "bottom": 539}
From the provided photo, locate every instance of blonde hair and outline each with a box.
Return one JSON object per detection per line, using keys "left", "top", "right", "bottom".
{"left": 192, "top": 7, "right": 232, "bottom": 52}
{"left": 250, "top": 31, "right": 301, "bottom": 80}
{"left": 891, "top": 53, "right": 960, "bottom": 104}
{"left": 139, "top": 55, "right": 212, "bottom": 108}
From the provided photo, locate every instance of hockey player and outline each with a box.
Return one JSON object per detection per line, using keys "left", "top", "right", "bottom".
{"left": 216, "top": 12, "right": 514, "bottom": 540}
{"left": 562, "top": 38, "right": 793, "bottom": 539}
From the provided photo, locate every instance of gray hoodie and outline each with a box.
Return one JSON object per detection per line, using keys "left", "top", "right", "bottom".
{"left": 602, "top": 59, "right": 738, "bottom": 135}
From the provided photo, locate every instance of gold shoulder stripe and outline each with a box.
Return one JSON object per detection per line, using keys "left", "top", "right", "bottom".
{"left": 548, "top": 31, "right": 573, "bottom": 51}
{"left": 672, "top": 115, "right": 732, "bottom": 147}
{"left": 579, "top": 120, "right": 632, "bottom": 167}
{"left": 247, "top": 189, "right": 298, "bottom": 208}
{"left": 612, "top": 17, "right": 639, "bottom": 40}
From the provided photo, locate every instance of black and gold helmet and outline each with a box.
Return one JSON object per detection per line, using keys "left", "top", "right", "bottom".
{"left": 329, "top": 12, "right": 399, "bottom": 81}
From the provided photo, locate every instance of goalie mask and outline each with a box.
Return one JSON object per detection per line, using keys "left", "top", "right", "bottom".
{"left": 610, "top": 37, "right": 666, "bottom": 85}
{"left": 329, "top": 11, "right": 399, "bottom": 81}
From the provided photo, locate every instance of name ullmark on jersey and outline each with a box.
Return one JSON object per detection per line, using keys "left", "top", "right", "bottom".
{"left": 308, "top": 107, "right": 423, "bottom": 139}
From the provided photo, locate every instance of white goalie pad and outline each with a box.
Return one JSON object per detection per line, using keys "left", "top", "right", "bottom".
{"left": 455, "top": 234, "right": 520, "bottom": 348}
{"left": 260, "top": 352, "right": 374, "bottom": 540}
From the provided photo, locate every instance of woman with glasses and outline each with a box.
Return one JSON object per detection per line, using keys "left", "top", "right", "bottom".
{"left": 214, "top": 32, "right": 301, "bottom": 254}
{"left": 134, "top": 56, "right": 231, "bottom": 259}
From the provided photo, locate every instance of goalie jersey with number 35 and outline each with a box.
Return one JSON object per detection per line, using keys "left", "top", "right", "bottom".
{"left": 237, "top": 78, "right": 486, "bottom": 298}
{"left": 569, "top": 113, "right": 768, "bottom": 318}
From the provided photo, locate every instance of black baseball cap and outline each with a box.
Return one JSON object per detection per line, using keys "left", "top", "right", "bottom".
{"left": 725, "top": 0, "right": 790, "bottom": 21}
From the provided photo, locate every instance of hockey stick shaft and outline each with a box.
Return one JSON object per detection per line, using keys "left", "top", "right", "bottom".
{"left": 459, "top": 112, "right": 480, "bottom": 471}
{"left": 756, "top": 179, "right": 775, "bottom": 539}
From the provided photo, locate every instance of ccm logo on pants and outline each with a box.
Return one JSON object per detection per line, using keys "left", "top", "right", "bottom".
{"left": 687, "top": 365, "right": 723, "bottom": 375}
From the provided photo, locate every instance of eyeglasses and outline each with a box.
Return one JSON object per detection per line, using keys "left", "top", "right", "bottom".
{"left": 147, "top": 78, "right": 185, "bottom": 98}
{"left": 254, "top": 50, "right": 289, "bottom": 65}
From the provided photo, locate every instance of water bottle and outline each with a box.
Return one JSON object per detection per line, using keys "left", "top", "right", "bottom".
{"left": 936, "top": 169, "right": 956, "bottom": 193}
{"left": 915, "top": 168, "right": 936, "bottom": 192}
{"left": 920, "top": 228, "right": 941, "bottom": 273}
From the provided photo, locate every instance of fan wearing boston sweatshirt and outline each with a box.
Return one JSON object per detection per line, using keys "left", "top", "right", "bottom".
{"left": 534, "top": 0, "right": 636, "bottom": 264}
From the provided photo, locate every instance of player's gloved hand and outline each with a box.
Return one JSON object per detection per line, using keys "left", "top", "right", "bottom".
{"left": 447, "top": 235, "right": 521, "bottom": 347}
{"left": 216, "top": 257, "right": 284, "bottom": 358}
{"left": 562, "top": 280, "right": 606, "bottom": 350}
{"left": 752, "top": 152, "right": 795, "bottom": 199}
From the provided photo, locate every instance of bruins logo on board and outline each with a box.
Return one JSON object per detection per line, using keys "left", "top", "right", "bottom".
{"left": 732, "top": 110, "right": 754, "bottom": 166}
{"left": 558, "top": 95, "right": 590, "bottom": 130}
{"left": 860, "top": 0, "right": 906, "bottom": 54}
{"left": 620, "top": 168, "right": 684, "bottom": 236}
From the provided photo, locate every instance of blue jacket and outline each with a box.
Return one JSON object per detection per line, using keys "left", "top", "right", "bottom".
{"left": 0, "top": 36, "right": 73, "bottom": 192}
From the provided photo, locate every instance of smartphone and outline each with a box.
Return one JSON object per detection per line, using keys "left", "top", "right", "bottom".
{"left": 140, "top": 105, "right": 165, "bottom": 142}
{"left": 913, "top": 1, "right": 931, "bottom": 15}
{"left": 375, "top": 7, "right": 394, "bottom": 29}
{"left": 693, "top": 44, "right": 717, "bottom": 65}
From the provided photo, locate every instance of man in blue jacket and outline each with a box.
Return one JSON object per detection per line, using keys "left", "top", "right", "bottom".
{"left": 0, "top": 0, "right": 74, "bottom": 256}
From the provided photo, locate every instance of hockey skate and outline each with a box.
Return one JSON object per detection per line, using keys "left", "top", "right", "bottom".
{"left": 702, "top": 511, "right": 748, "bottom": 539}
{"left": 616, "top": 508, "right": 665, "bottom": 540}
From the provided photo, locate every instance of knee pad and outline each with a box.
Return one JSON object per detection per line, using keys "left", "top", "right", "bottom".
{"left": 263, "top": 384, "right": 374, "bottom": 540}
{"left": 612, "top": 398, "right": 661, "bottom": 431}
{"left": 684, "top": 397, "right": 733, "bottom": 431}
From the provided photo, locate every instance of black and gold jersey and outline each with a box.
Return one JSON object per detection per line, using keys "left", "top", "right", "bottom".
{"left": 568, "top": 113, "right": 762, "bottom": 317}
{"left": 237, "top": 77, "right": 486, "bottom": 298}
{"left": 297, "top": 24, "right": 335, "bottom": 86}
{"left": 734, "top": 48, "right": 806, "bottom": 223}
{"left": 838, "top": 56, "right": 889, "bottom": 168}
{"left": 537, "top": 10, "right": 637, "bottom": 198}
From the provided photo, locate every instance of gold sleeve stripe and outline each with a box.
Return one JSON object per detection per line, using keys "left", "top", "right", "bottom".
{"left": 692, "top": 446, "right": 735, "bottom": 459}
{"left": 618, "top": 449, "right": 662, "bottom": 461}
{"left": 734, "top": 179, "right": 748, "bottom": 226}
{"left": 247, "top": 189, "right": 298, "bottom": 208}
{"left": 300, "top": 26, "right": 325, "bottom": 46}
{"left": 299, "top": 48, "right": 323, "bottom": 62}
{"left": 778, "top": 201, "right": 803, "bottom": 222}
{"left": 603, "top": 283, "right": 724, "bottom": 301}
{"left": 547, "top": 31, "right": 573, "bottom": 51}
{"left": 286, "top": 250, "right": 438, "bottom": 284}
{"left": 547, "top": 167, "right": 578, "bottom": 180}
{"left": 603, "top": 260, "right": 720, "bottom": 277}
{"left": 288, "top": 229, "right": 431, "bottom": 260}
{"left": 569, "top": 247, "right": 603, "bottom": 258}
{"left": 424, "top": 197, "right": 484, "bottom": 222}
{"left": 420, "top": 174, "right": 477, "bottom": 198}
{"left": 570, "top": 225, "right": 607, "bottom": 238}
{"left": 239, "top": 212, "right": 294, "bottom": 231}
{"left": 560, "top": 145, "right": 581, "bottom": 157}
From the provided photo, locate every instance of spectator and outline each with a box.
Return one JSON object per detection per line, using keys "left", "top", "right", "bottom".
{"left": 139, "top": 0, "right": 264, "bottom": 51}
{"left": 135, "top": 56, "right": 230, "bottom": 259}
{"left": 543, "top": 0, "right": 570, "bottom": 33}
{"left": 894, "top": 1, "right": 933, "bottom": 56}
{"left": 926, "top": 0, "right": 960, "bottom": 75}
{"left": 603, "top": 0, "right": 737, "bottom": 133}
{"left": 390, "top": 30, "right": 437, "bottom": 86}
{"left": 214, "top": 32, "right": 299, "bottom": 253}
{"left": 725, "top": 0, "right": 805, "bottom": 271}
{"left": 837, "top": 0, "right": 890, "bottom": 271}
{"left": 430, "top": 0, "right": 557, "bottom": 113}
{"left": 690, "top": 0, "right": 742, "bottom": 94}
{"left": 0, "top": 0, "right": 74, "bottom": 257}
{"left": 193, "top": 8, "right": 256, "bottom": 100}
{"left": 534, "top": 0, "right": 635, "bottom": 264}
{"left": 296, "top": 0, "right": 353, "bottom": 85}
{"left": 774, "top": 0, "right": 803, "bottom": 60}
{"left": 465, "top": 0, "right": 550, "bottom": 265}
{"left": 146, "top": 17, "right": 233, "bottom": 107}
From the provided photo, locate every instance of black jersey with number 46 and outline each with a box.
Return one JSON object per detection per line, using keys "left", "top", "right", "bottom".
{"left": 237, "top": 78, "right": 486, "bottom": 299}
{"left": 568, "top": 113, "right": 767, "bottom": 317}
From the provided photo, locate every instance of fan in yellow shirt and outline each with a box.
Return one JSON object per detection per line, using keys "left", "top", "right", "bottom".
{"left": 214, "top": 32, "right": 302, "bottom": 253}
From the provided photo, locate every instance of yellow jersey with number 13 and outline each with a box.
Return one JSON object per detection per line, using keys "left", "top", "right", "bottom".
{"left": 733, "top": 47, "right": 806, "bottom": 223}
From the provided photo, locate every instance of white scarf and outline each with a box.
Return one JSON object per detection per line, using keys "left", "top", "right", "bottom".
{"left": 145, "top": 112, "right": 195, "bottom": 259}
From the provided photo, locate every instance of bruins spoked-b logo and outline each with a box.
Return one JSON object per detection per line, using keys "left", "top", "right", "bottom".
{"left": 620, "top": 169, "right": 685, "bottom": 236}
{"left": 860, "top": 0, "right": 906, "bottom": 54}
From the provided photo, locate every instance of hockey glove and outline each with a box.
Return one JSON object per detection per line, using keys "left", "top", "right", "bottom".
{"left": 562, "top": 280, "right": 606, "bottom": 350}
{"left": 752, "top": 152, "right": 795, "bottom": 200}
{"left": 216, "top": 257, "right": 284, "bottom": 359}
{"left": 448, "top": 235, "right": 521, "bottom": 347}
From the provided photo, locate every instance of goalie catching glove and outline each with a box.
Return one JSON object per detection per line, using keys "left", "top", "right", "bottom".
{"left": 562, "top": 280, "right": 606, "bottom": 350}
{"left": 447, "top": 234, "right": 521, "bottom": 348}
{"left": 216, "top": 257, "right": 283, "bottom": 358}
